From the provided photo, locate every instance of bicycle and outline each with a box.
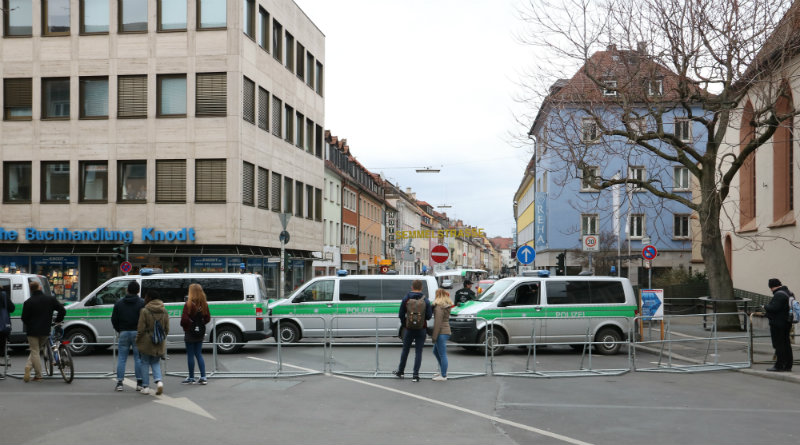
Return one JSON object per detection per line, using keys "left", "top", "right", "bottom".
{"left": 39, "top": 323, "right": 74, "bottom": 383}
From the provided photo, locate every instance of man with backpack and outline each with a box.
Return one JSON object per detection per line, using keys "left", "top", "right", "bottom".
{"left": 111, "top": 281, "right": 145, "bottom": 392}
{"left": 764, "top": 278, "right": 794, "bottom": 372}
{"left": 393, "top": 280, "right": 432, "bottom": 382}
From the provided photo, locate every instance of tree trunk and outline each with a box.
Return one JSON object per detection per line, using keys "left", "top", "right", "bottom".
{"left": 698, "top": 171, "right": 741, "bottom": 330}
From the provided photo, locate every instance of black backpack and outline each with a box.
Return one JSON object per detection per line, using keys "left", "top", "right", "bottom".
{"left": 191, "top": 311, "right": 206, "bottom": 338}
{"left": 405, "top": 298, "right": 426, "bottom": 330}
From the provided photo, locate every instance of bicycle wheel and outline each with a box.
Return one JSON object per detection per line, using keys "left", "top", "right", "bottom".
{"left": 41, "top": 344, "right": 54, "bottom": 377}
{"left": 58, "top": 345, "right": 74, "bottom": 383}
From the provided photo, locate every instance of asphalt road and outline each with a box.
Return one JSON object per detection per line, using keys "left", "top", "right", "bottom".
{"left": 1, "top": 338, "right": 797, "bottom": 445}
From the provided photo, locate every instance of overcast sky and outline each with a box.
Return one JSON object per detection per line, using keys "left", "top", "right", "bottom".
{"left": 294, "top": 0, "right": 535, "bottom": 239}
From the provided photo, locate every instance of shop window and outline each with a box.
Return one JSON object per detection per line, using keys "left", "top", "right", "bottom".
{"left": 158, "top": 0, "right": 186, "bottom": 31}
{"left": 118, "top": 160, "right": 147, "bottom": 202}
{"left": 79, "top": 161, "right": 108, "bottom": 202}
{"left": 43, "top": 0, "right": 70, "bottom": 36}
{"left": 3, "top": 161, "right": 31, "bottom": 203}
{"left": 42, "top": 77, "right": 70, "bottom": 120}
{"left": 80, "top": 76, "right": 109, "bottom": 119}
{"left": 157, "top": 74, "right": 186, "bottom": 117}
{"left": 197, "top": 0, "right": 225, "bottom": 29}
{"left": 41, "top": 161, "right": 70, "bottom": 202}
{"left": 156, "top": 159, "right": 186, "bottom": 202}
{"left": 119, "top": 0, "right": 147, "bottom": 33}
{"left": 4, "top": 0, "right": 33, "bottom": 36}
{"left": 80, "top": 0, "right": 108, "bottom": 34}
{"left": 196, "top": 72, "right": 226, "bottom": 116}
{"left": 118, "top": 75, "right": 147, "bottom": 118}
{"left": 195, "top": 159, "right": 226, "bottom": 203}
{"left": 3, "top": 78, "right": 32, "bottom": 120}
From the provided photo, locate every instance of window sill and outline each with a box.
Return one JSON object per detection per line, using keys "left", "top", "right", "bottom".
{"left": 768, "top": 212, "right": 797, "bottom": 229}
{"left": 672, "top": 236, "right": 691, "bottom": 241}
{"left": 79, "top": 200, "right": 108, "bottom": 204}
{"left": 737, "top": 219, "right": 758, "bottom": 233}
{"left": 41, "top": 117, "right": 70, "bottom": 121}
{"left": 4, "top": 34, "right": 33, "bottom": 38}
{"left": 42, "top": 33, "right": 71, "bottom": 37}
{"left": 2, "top": 200, "right": 32, "bottom": 204}
{"left": 41, "top": 200, "right": 70, "bottom": 204}
{"left": 198, "top": 27, "right": 227, "bottom": 32}
{"left": 156, "top": 114, "right": 187, "bottom": 119}
{"left": 157, "top": 28, "right": 187, "bottom": 33}
{"left": 119, "top": 30, "right": 148, "bottom": 35}
{"left": 3, "top": 117, "right": 33, "bottom": 121}
{"left": 80, "top": 32, "right": 109, "bottom": 36}
{"left": 79, "top": 116, "right": 109, "bottom": 120}
{"left": 117, "top": 200, "right": 147, "bottom": 204}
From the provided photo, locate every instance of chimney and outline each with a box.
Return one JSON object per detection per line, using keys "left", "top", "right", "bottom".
{"left": 637, "top": 41, "right": 648, "bottom": 55}
{"left": 606, "top": 44, "right": 617, "bottom": 51}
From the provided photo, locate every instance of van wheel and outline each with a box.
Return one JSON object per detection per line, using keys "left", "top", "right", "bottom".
{"left": 65, "top": 328, "right": 95, "bottom": 356}
{"left": 478, "top": 328, "right": 507, "bottom": 355}
{"left": 594, "top": 327, "right": 623, "bottom": 355}
{"left": 215, "top": 326, "right": 243, "bottom": 354}
{"left": 277, "top": 322, "right": 300, "bottom": 344}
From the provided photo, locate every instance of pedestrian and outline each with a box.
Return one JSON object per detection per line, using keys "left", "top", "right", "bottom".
{"left": 136, "top": 290, "right": 169, "bottom": 395}
{"left": 111, "top": 281, "right": 144, "bottom": 392}
{"left": 21, "top": 281, "right": 65, "bottom": 382}
{"left": 454, "top": 280, "right": 476, "bottom": 305}
{"left": 431, "top": 289, "right": 454, "bottom": 382}
{"left": 180, "top": 283, "right": 211, "bottom": 385}
{"left": 393, "top": 280, "right": 432, "bottom": 382}
{"left": 0, "top": 287, "right": 15, "bottom": 378}
{"left": 764, "top": 278, "right": 794, "bottom": 372}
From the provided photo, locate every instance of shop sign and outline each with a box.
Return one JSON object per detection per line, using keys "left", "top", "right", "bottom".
{"left": 190, "top": 257, "right": 225, "bottom": 268}
{"left": 0, "top": 227, "right": 196, "bottom": 243}
{"left": 33, "top": 256, "right": 79, "bottom": 267}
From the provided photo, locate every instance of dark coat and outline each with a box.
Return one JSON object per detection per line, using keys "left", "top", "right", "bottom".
{"left": 180, "top": 303, "right": 211, "bottom": 343}
{"left": 0, "top": 290, "right": 15, "bottom": 333}
{"left": 21, "top": 290, "right": 65, "bottom": 336}
{"left": 398, "top": 291, "right": 432, "bottom": 330}
{"left": 454, "top": 287, "right": 476, "bottom": 304}
{"left": 111, "top": 293, "right": 144, "bottom": 332}
{"left": 765, "top": 286, "right": 792, "bottom": 327}
{"left": 136, "top": 300, "right": 170, "bottom": 357}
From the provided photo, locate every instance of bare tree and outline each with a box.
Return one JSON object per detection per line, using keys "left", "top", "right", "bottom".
{"left": 520, "top": 0, "right": 799, "bottom": 328}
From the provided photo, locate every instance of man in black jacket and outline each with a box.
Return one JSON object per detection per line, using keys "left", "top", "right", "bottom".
{"left": 111, "top": 281, "right": 145, "bottom": 391}
{"left": 764, "top": 278, "right": 793, "bottom": 372}
{"left": 393, "top": 280, "right": 432, "bottom": 382}
{"left": 454, "top": 280, "right": 476, "bottom": 305}
{"left": 21, "top": 281, "right": 65, "bottom": 382}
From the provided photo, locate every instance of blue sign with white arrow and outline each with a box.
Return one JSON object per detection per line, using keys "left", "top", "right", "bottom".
{"left": 516, "top": 245, "right": 535, "bottom": 265}
{"left": 641, "top": 289, "right": 664, "bottom": 321}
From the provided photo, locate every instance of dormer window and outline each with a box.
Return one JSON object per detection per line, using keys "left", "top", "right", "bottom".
{"left": 648, "top": 79, "right": 663, "bottom": 96}
{"left": 603, "top": 80, "right": 617, "bottom": 96}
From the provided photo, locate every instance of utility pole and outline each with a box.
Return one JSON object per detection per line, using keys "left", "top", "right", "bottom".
{"left": 279, "top": 213, "right": 291, "bottom": 300}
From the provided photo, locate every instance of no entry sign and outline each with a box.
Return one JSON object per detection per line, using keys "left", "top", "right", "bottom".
{"left": 431, "top": 245, "right": 450, "bottom": 263}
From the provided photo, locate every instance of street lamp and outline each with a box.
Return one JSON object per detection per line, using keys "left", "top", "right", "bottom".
{"left": 415, "top": 167, "right": 441, "bottom": 173}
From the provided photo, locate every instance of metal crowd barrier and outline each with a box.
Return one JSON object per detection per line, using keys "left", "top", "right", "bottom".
{"left": 633, "top": 312, "right": 751, "bottom": 372}
{"left": 488, "top": 316, "right": 633, "bottom": 378}
{"left": 327, "top": 315, "right": 487, "bottom": 379}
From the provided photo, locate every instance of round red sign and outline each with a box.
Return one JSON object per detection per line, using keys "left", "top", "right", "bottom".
{"left": 431, "top": 245, "right": 450, "bottom": 263}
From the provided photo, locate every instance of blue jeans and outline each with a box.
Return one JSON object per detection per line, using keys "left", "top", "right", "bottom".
{"left": 116, "top": 331, "right": 142, "bottom": 382}
{"left": 185, "top": 341, "right": 206, "bottom": 379}
{"left": 397, "top": 328, "right": 427, "bottom": 377}
{"left": 138, "top": 353, "right": 162, "bottom": 387}
{"left": 432, "top": 334, "right": 450, "bottom": 377}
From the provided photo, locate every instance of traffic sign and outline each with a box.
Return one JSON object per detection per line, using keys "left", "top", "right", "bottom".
{"left": 120, "top": 261, "right": 132, "bottom": 273}
{"left": 279, "top": 230, "right": 290, "bottom": 243}
{"left": 380, "top": 265, "right": 389, "bottom": 274}
{"left": 642, "top": 245, "right": 658, "bottom": 260}
{"left": 431, "top": 245, "right": 450, "bottom": 263}
{"left": 516, "top": 245, "right": 535, "bottom": 265}
{"left": 641, "top": 289, "right": 664, "bottom": 320}
{"left": 582, "top": 235, "right": 599, "bottom": 251}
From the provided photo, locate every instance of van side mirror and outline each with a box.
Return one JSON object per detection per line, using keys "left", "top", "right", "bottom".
{"left": 497, "top": 296, "right": 514, "bottom": 308}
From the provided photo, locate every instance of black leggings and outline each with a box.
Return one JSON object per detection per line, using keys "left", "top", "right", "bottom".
{"left": 0, "top": 331, "right": 8, "bottom": 357}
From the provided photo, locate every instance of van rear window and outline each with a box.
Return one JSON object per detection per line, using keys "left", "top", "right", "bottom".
{"left": 546, "top": 280, "right": 625, "bottom": 305}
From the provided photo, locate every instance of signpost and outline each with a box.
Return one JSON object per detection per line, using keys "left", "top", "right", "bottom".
{"left": 431, "top": 245, "right": 450, "bottom": 264}
{"left": 582, "top": 235, "right": 599, "bottom": 251}
{"left": 278, "top": 213, "right": 291, "bottom": 300}
{"left": 516, "top": 245, "right": 535, "bottom": 265}
{"left": 641, "top": 245, "right": 657, "bottom": 289}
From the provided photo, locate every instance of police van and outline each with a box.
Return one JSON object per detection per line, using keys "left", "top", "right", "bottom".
{"left": 61, "top": 273, "right": 271, "bottom": 355}
{"left": 449, "top": 272, "right": 637, "bottom": 355}
{"left": 269, "top": 274, "right": 439, "bottom": 343}
{"left": 2, "top": 273, "right": 56, "bottom": 345}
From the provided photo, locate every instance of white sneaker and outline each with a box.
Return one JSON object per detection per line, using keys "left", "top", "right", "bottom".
{"left": 432, "top": 375, "right": 448, "bottom": 381}
{"left": 156, "top": 381, "right": 163, "bottom": 395}
{"left": 140, "top": 387, "right": 152, "bottom": 395}
{"left": 432, "top": 373, "right": 441, "bottom": 378}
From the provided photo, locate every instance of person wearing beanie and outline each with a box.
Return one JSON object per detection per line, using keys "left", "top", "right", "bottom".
{"left": 764, "top": 278, "right": 794, "bottom": 372}
{"left": 111, "top": 280, "right": 145, "bottom": 391}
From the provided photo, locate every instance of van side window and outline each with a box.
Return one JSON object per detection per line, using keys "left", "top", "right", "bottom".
{"left": 190, "top": 278, "right": 245, "bottom": 302}
{"left": 94, "top": 280, "right": 136, "bottom": 306}
{"left": 340, "top": 280, "right": 360, "bottom": 301}
{"left": 508, "top": 283, "right": 539, "bottom": 306}
{"left": 382, "top": 279, "right": 416, "bottom": 301}
{"left": 590, "top": 281, "right": 625, "bottom": 303}
{"left": 546, "top": 281, "right": 591, "bottom": 305}
{"left": 299, "top": 280, "right": 333, "bottom": 302}
{"left": 142, "top": 279, "right": 187, "bottom": 303}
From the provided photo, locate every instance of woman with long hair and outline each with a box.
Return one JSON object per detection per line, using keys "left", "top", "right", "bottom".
{"left": 136, "top": 290, "right": 169, "bottom": 395}
{"left": 180, "top": 283, "right": 211, "bottom": 385}
{"left": 431, "top": 289, "right": 454, "bottom": 381}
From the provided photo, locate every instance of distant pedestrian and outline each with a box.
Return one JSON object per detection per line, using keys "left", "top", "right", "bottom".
{"left": 180, "top": 283, "right": 211, "bottom": 385}
{"left": 393, "top": 280, "right": 432, "bottom": 382}
{"left": 136, "top": 290, "right": 169, "bottom": 395}
{"left": 454, "top": 280, "right": 476, "bottom": 305}
{"left": 0, "top": 288, "right": 15, "bottom": 378}
{"left": 431, "top": 289, "right": 454, "bottom": 382}
{"left": 111, "top": 281, "right": 144, "bottom": 391}
{"left": 21, "top": 281, "right": 65, "bottom": 382}
{"left": 764, "top": 278, "right": 794, "bottom": 372}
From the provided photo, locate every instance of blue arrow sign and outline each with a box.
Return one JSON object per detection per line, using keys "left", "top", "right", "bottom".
{"left": 641, "top": 291, "right": 662, "bottom": 320}
{"left": 516, "top": 245, "right": 535, "bottom": 265}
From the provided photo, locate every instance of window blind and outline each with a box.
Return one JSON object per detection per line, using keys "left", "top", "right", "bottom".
{"left": 196, "top": 73, "right": 226, "bottom": 116}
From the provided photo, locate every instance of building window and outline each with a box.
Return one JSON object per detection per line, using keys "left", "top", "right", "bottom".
{"left": 284, "top": 104, "right": 294, "bottom": 144}
{"left": 3, "top": 161, "right": 31, "bottom": 203}
{"left": 674, "top": 214, "right": 690, "bottom": 238}
{"left": 285, "top": 32, "right": 294, "bottom": 72}
{"left": 581, "top": 214, "right": 598, "bottom": 236}
{"left": 3, "top": 78, "right": 32, "bottom": 120}
{"left": 631, "top": 118, "right": 646, "bottom": 136}
{"left": 119, "top": 0, "right": 147, "bottom": 33}
{"left": 79, "top": 161, "right": 108, "bottom": 202}
{"left": 581, "top": 118, "right": 598, "bottom": 142}
{"left": 296, "top": 43, "right": 305, "bottom": 82}
{"left": 195, "top": 72, "right": 226, "bottom": 116}
{"left": 242, "top": 161, "right": 254, "bottom": 206}
{"left": 242, "top": 76, "right": 255, "bottom": 124}
{"left": 315, "top": 124, "right": 323, "bottom": 158}
{"left": 739, "top": 102, "right": 756, "bottom": 228}
{"left": 271, "top": 95, "right": 282, "bottom": 138}
{"left": 43, "top": 0, "right": 70, "bottom": 36}
{"left": 674, "top": 166, "right": 689, "bottom": 191}
{"left": 118, "top": 75, "right": 147, "bottom": 118}
{"left": 158, "top": 0, "right": 186, "bottom": 31}
{"left": 675, "top": 118, "right": 691, "bottom": 142}
{"left": 118, "top": 160, "right": 146, "bottom": 202}
{"left": 257, "top": 7, "right": 268, "bottom": 50}
{"left": 242, "top": 0, "right": 254, "bottom": 39}
{"left": 580, "top": 165, "right": 599, "bottom": 190}
{"left": 306, "top": 184, "right": 313, "bottom": 219}
{"left": 295, "top": 111, "right": 304, "bottom": 148}
{"left": 283, "top": 176, "right": 293, "bottom": 213}
{"left": 648, "top": 79, "right": 663, "bottom": 96}
{"left": 602, "top": 80, "right": 617, "bottom": 96}
{"left": 197, "top": 0, "right": 225, "bottom": 29}
{"left": 305, "top": 118, "right": 313, "bottom": 153}
{"left": 628, "top": 214, "right": 644, "bottom": 238}
{"left": 773, "top": 93, "right": 794, "bottom": 221}
{"left": 257, "top": 167, "right": 268, "bottom": 209}
{"left": 315, "top": 188, "right": 322, "bottom": 222}
{"left": 42, "top": 78, "right": 70, "bottom": 120}
{"left": 80, "top": 0, "right": 108, "bottom": 34}
{"left": 315, "top": 61, "right": 324, "bottom": 96}
{"left": 157, "top": 74, "right": 186, "bottom": 117}
{"left": 272, "top": 19, "right": 283, "bottom": 62}
{"left": 306, "top": 52, "right": 314, "bottom": 88}
{"left": 628, "top": 166, "right": 645, "bottom": 190}
{"left": 271, "top": 172, "right": 281, "bottom": 212}
{"left": 155, "top": 159, "right": 185, "bottom": 202}
{"left": 195, "top": 159, "right": 226, "bottom": 203}
{"left": 258, "top": 87, "right": 268, "bottom": 131}
{"left": 41, "top": 161, "right": 70, "bottom": 202}
{"left": 4, "top": 0, "right": 33, "bottom": 36}
{"left": 79, "top": 76, "right": 109, "bottom": 119}
{"left": 295, "top": 181, "right": 304, "bottom": 217}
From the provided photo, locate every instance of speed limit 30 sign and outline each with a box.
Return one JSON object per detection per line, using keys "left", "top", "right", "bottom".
{"left": 582, "top": 235, "right": 599, "bottom": 251}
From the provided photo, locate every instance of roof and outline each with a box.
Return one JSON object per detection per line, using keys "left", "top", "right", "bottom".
{"left": 489, "top": 237, "right": 514, "bottom": 250}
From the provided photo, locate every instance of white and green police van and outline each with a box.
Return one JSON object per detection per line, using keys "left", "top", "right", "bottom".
{"left": 2, "top": 273, "right": 56, "bottom": 346}
{"left": 449, "top": 272, "right": 637, "bottom": 355}
{"left": 61, "top": 273, "right": 271, "bottom": 355}
{"left": 269, "top": 274, "right": 438, "bottom": 343}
